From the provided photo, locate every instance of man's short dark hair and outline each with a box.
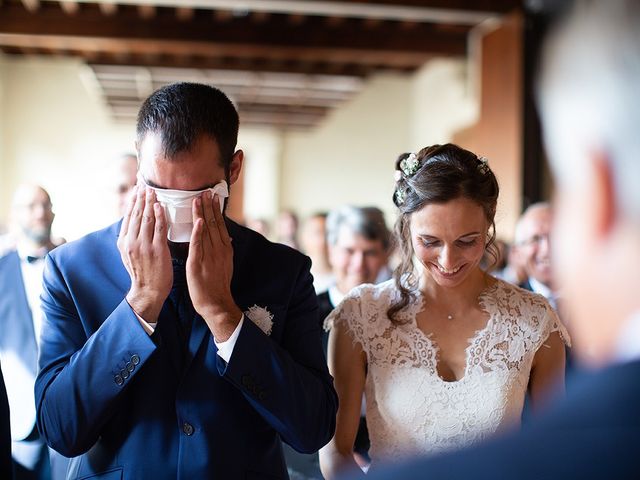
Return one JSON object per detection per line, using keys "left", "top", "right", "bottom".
{"left": 136, "top": 82, "right": 239, "bottom": 171}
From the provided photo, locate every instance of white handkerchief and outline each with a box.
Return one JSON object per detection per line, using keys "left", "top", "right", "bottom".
{"left": 139, "top": 177, "right": 229, "bottom": 242}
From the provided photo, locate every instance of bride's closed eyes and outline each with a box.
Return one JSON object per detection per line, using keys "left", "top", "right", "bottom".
{"left": 419, "top": 235, "right": 481, "bottom": 249}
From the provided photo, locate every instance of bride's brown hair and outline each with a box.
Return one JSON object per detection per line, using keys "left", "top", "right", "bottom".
{"left": 388, "top": 143, "right": 499, "bottom": 324}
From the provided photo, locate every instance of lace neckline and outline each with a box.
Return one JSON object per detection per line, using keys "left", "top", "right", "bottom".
{"left": 407, "top": 280, "right": 500, "bottom": 384}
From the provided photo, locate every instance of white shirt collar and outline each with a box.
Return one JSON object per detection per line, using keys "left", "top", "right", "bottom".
{"left": 614, "top": 311, "right": 640, "bottom": 364}
{"left": 528, "top": 277, "right": 554, "bottom": 300}
{"left": 328, "top": 285, "right": 345, "bottom": 308}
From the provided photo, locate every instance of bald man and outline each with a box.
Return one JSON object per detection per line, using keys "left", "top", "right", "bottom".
{"left": 0, "top": 185, "right": 64, "bottom": 479}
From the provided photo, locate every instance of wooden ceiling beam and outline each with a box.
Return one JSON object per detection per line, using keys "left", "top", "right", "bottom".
{"left": 21, "top": 0, "right": 40, "bottom": 12}
{"left": 59, "top": 1, "right": 79, "bottom": 15}
{"left": 98, "top": 2, "right": 117, "bottom": 16}
{"left": 175, "top": 7, "right": 194, "bottom": 22}
{"left": 0, "top": 33, "right": 437, "bottom": 68}
{"left": 42, "top": 0, "right": 519, "bottom": 22}
{"left": 0, "top": 3, "right": 468, "bottom": 57}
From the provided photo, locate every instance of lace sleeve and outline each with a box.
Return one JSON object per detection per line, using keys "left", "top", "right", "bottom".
{"left": 541, "top": 303, "right": 572, "bottom": 348}
{"left": 323, "top": 290, "right": 367, "bottom": 348}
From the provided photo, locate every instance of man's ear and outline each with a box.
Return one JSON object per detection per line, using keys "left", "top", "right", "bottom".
{"left": 589, "top": 150, "right": 617, "bottom": 240}
{"left": 228, "top": 150, "right": 244, "bottom": 186}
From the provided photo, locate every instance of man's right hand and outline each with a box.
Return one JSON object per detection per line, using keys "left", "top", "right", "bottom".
{"left": 118, "top": 185, "right": 172, "bottom": 323}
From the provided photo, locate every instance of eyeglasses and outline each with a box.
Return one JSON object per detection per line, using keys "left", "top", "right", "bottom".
{"left": 519, "top": 233, "right": 550, "bottom": 247}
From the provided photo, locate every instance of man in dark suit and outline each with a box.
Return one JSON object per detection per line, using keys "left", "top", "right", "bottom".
{"left": 1, "top": 361, "right": 12, "bottom": 480}
{"left": 0, "top": 185, "right": 67, "bottom": 480}
{"left": 35, "top": 82, "right": 338, "bottom": 479}
{"left": 362, "top": 1, "right": 640, "bottom": 478}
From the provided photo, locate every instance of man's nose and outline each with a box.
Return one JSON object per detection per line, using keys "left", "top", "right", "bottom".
{"left": 351, "top": 251, "right": 366, "bottom": 270}
{"left": 537, "top": 234, "right": 550, "bottom": 254}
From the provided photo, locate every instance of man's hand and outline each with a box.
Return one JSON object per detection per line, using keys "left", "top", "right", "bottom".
{"left": 187, "top": 191, "right": 242, "bottom": 341}
{"left": 118, "top": 185, "right": 173, "bottom": 322}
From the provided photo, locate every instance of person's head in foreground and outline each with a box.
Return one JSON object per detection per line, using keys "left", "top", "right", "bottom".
{"left": 538, "top": 0, "right": 640, "bottom": 366}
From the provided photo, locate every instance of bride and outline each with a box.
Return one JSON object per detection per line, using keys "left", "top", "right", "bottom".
{"left": 319, "top": 144, "right": 569, "bottom": 478}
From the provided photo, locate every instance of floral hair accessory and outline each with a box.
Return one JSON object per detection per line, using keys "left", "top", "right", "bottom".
{"left": 477, "top": 156, "right": 490, "bottom": 175}
{"left": 394, "top": 187, "right": 407, "bottom": 205}
{"left": 399, "top": 152, "right": 420, "bottom": 177}
{"left": 244, "top": 305, "right": 273, "bottom": 336}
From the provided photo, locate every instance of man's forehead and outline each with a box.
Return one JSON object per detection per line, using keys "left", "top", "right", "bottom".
{"left": 13, "top": 185, "right": 50, "bottom": 207}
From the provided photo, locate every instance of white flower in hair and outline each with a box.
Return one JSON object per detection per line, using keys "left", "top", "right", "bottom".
{"left": 399, "top": 153, "right": 420, "bottom": 176}
{"left": 477, "top": 156, "right": 490, "bottom": 174}
{"left": 245, "top": 305, "right": 274, "bottom": 336}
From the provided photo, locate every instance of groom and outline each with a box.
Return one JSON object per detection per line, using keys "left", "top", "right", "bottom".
{"left": 362, "top": 2, "right": 640, "bottom": 479}
{"left": 35, "top": 82, "right": 338, "bottom": 479}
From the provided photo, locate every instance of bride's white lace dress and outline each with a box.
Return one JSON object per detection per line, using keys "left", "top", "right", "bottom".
{"left": 325, "top": 278, "right": 569, "bottom": 464}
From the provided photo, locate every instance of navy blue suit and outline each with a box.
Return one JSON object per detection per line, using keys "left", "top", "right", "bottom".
{"left": 362, "top": 359, "right": 640, "bottom": 479}
{"left": 35, "top": 219, "right": 337, "bottom": 479}
{"left": 1, "top": 361, "right": 12, "bottom": 480}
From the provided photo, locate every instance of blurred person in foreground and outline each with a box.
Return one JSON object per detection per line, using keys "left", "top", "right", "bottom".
{"left": 323, "top": 144, "right": 567, "bottom": 479}
{"left": 34, "top": 82, "right": 337, "bottom": 479}
{"left": 0, "top": 185, "right": 66, "bottom": 480}
{"left": 300, "top": 212, "right": 333, "bottom": 294}
{"left": 362, "top": 1, "right": 640, "bottom": 478}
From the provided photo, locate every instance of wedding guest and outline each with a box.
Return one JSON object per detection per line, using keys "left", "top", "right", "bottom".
{"left": 514, "top": 203, "right": 557, "bottom": 306}
{"left": 35, "top": 82, "right": 337, "bottom": 479}
{"left": 246, "top": 217, "right": 271, "bottom": 239}
{"left": 0, "top": 184, "right": 66, "bottom": 480}
{"left": 300, "top": 212, "right": 333, "bottom": 294}
{"left": 116, "top": 153, "right": 138, "bottom": 217}
{"left": 322, "top": 144, "right": 567, "bottom": 479}
{"left": 276, "top": 210, "right": 300, "bottom": 250}
{"left": 364, "top": 2, "right": 640, "bottom": 478}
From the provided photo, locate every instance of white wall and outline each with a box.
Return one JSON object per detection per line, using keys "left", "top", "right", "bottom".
{"left": 278, "top": 60, "right": 477, "bottom": 227}
{"left": 280, "top": 73, "right": 413, "bottom": 223}
{"left": 0, "top": 53, "right": 8, "bottom": 232}
{"left": 0, "top": 56, "right": 135, "bottom": 240}
{"left": 410, "top": 58, "right": 477, "bottom": 152}
{"left": 0, "top": 56, "right": 479, "bottom": 240}
{"left": 238, "top": 127, "right": 283, "bottom": 223}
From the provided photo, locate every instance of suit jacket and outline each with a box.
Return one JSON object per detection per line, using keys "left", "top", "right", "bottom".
{"left": 362, "top": 359, "right": 640, "bottom": 480}
{"left": 0, "top": 250, "right": 39, "bottom": 441}
{"left": 0, "top": 361, "right": 12, "bottom": 480}
{"left": 35, "top": 219, "right": 338, "bottom": 479}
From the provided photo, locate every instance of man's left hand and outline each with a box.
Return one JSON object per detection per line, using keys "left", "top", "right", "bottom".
{"left": 186, "top": 190, "right": 242, "bottom": 341}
